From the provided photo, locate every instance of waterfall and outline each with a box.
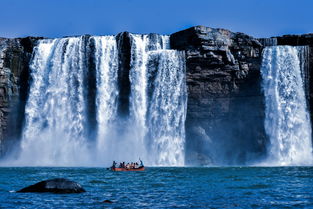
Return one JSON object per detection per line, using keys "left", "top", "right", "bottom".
{"left": 128, "top": 35, "right": 150, "bottom": 157}
{"left": 93, "top": 36, "right": 119, "bottom": 162}
{"left": 3, "top": 33, "right": 186, "bottom": 166}
{"left": 297, "top": 46, "right": 310, "bottom": 101}
{"left": 19, "top": 37, "right": 90, "bottom": 166}
{"left": 261, "top": 46, "right": 313, "bottom": 166}
{"left": 147, "top": 50, "right": 186, "bottom": 165}
{"left": 129, "top": 34, "right": 186, "bottom": 165}
{"left": 16, "top": 36, "right": 121, "bottom": 166}
{"left": 129, "top": 34, "right": 169, "bottom": 136}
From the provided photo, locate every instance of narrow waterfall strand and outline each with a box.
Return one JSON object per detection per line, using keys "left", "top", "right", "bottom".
{"left": 147, "top": 50, "right": 187, "bottom": 166}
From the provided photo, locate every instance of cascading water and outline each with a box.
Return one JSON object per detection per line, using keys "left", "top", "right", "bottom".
{"left": 297, "top": 46, "right": 310, "bottom": 100}
{"left": 18, "top": 37, "right": 90, "bottom": 166}
{"left": 147, "top": 50, "right": 186, "bottom": 165}
{"left": 129, "top": 34, "right": 186, "bottom": 165}
{"left": 4, "top": 33, "right": 187, "bottom": 166}
{"left": 93, "top": 36, "right": 119, "bottom": 162}
{"left": 129, "top": 34, "right": 169, "bottom": 140}
{"left": 261, "top": 46, "right": 313, "bottom": 166}
{"left": 127, "top": 35, "right": 150, "bottom": 161}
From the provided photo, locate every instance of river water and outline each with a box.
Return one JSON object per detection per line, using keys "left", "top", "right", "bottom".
{"left": 0, "top": 167, "right": 312, "bottom": 208}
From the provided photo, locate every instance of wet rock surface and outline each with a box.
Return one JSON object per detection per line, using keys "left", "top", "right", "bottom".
{"left": 171, "top": 26, "right": 266, "bottom": 165}
{"left": 17, "top": 178, "right": 86, "bottom": 194}
{"left": 0, "top": 37, "right": 42, "bottom": 156}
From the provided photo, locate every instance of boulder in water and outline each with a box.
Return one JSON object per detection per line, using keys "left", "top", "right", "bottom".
{"left": 17, "top": 178, "right": 86, "bottom": 194}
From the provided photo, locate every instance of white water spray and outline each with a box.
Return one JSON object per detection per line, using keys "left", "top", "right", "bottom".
{"left": 129, "top": 34, "right": 186, "bottom": 165}
{"left": 93, "top": 36, "right": 119, "bottom": 162}
{"left": 147, "top": 50, "right": 186, "bottom": 165}
{"left": 3, "top": 34, "right": 187, "bottom": 166}
{"left": 261, "top": 46, "right": 313, "bottom": 166}
{"left": 18, "top": 38, "right": 90, "bottom": 166}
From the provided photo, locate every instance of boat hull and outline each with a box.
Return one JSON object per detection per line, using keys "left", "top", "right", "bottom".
{"left": 110, "top": 166, "right": 145, "bottom": 171}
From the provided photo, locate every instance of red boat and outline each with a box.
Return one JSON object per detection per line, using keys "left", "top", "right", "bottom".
{"left": 110, "top": 166, "right": 145, "bottom": 171}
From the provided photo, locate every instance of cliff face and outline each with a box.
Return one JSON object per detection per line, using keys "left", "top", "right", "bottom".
{"left": 0, "top": 26, "right": 312, "bottom": 165}
{"left": 170, "top": 26, "right": 266, "bottom": 164}
{"left": 0, "top": 37, "right": 41, "bottom": 155}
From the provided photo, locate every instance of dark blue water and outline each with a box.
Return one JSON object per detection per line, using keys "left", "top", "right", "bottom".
{"left": 0, "top": 167, "right": 312, "bottom": 208}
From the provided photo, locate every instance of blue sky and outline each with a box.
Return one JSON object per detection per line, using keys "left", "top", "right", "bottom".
{"left": 0, "top": 0, "right": 312, "bottom": 38}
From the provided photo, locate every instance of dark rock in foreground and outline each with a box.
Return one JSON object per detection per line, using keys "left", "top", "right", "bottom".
{"left": 17, "top": 178, "right": 86, "bottom": 194}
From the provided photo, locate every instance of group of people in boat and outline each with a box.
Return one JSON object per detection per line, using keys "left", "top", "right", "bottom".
{"left": 111, "top": 159, "right": 144, "bottom": 169}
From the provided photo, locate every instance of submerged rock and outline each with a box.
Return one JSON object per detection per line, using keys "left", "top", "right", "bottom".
{"left": 17, "top": 178, "right": 86, "bottom": 194}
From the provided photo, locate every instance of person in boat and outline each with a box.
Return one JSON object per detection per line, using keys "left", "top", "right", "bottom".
{"left": 139, "top": 159, "right": 144, "bottom": 167}
{"left": 112, "top": 161, "right": 117, "bottom": 169}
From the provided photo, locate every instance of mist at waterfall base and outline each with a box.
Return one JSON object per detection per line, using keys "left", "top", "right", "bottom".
{"left": 2, "top": 34, "right": 186, "bottom": 167}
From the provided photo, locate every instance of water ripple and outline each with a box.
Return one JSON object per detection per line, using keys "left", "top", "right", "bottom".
{"left": 0, "top": 167, "right": 313, "bottom": 208}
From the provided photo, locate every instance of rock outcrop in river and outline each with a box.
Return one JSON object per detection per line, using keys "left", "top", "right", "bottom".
{"left": 17, "top": 178, "right": 86, "bottom": 193}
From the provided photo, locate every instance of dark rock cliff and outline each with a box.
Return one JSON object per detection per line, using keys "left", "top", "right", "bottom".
{"left": 171, "top": 26, "right": 266, "bottom": 165}
{"left": 116, "top": 32, "right": 132, "bottom": 118}
{"left": 0, "top": 37, "right": 42, "bottom": 155}
{"left": 0, "top": 26, "right": 312, "bottom": 165}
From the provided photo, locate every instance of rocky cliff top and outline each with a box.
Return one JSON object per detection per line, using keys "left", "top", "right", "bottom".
{"left": 2, "top": 25, "right": 312, "bottom": 47}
